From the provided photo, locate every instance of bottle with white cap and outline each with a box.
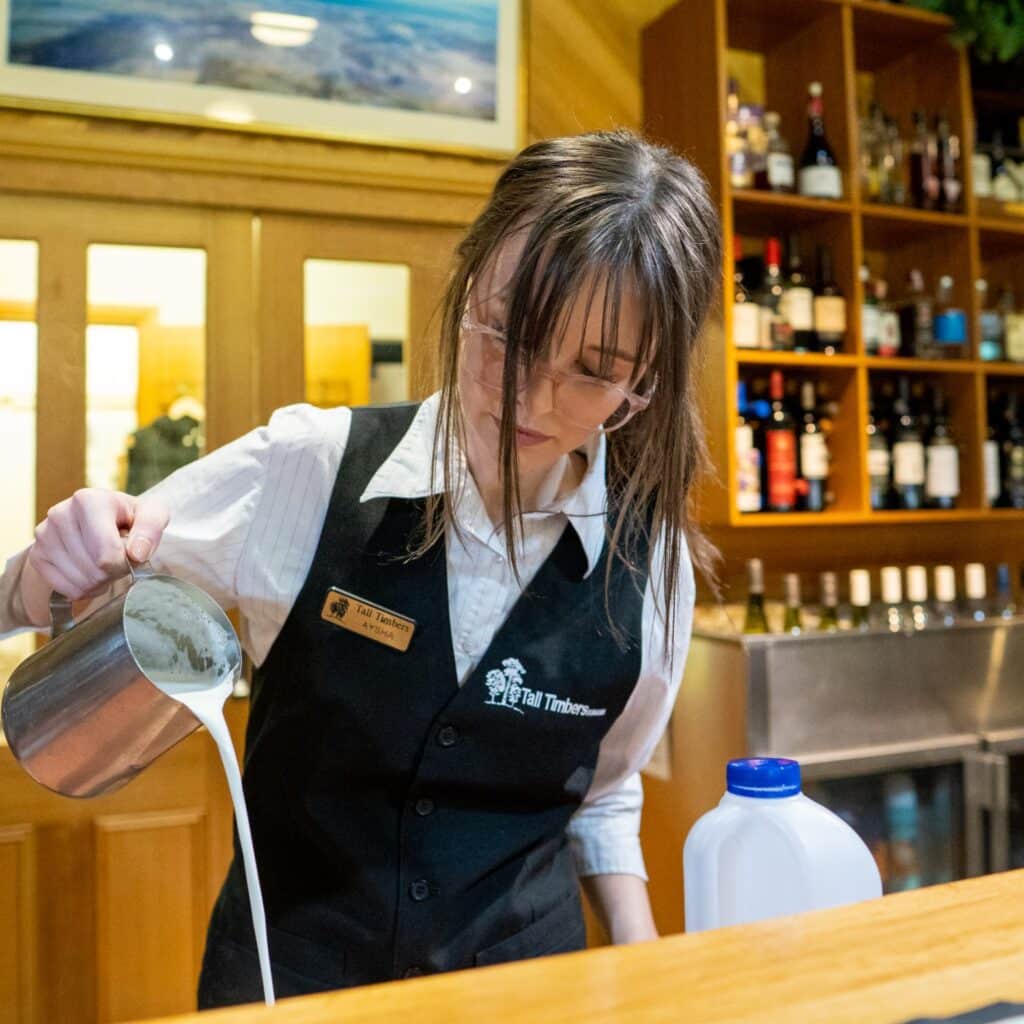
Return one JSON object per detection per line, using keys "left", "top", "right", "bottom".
{"left": 849, "top": 568, "right": 872, "bottom": 631}
{"left": 963, "top": 563, "right": 988, "bottom": 622}
{"left": 933, "top": 565, "right": 958, "bottom": 627}
{"left": 783, "top": 573, "right": 803, "bottom": 634}
{"left": 683, "top": 758, "right": 882, "bottom": 932}
{"left": 905, "top": 565, "right": 930, "bottom": 630}
{"left": 880, "top": 565, "right": 906, "bottom": 632}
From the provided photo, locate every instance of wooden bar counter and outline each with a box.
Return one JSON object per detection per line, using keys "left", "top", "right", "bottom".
{"left": 136, "top": 869, "right": 1024, "bottom": 1024}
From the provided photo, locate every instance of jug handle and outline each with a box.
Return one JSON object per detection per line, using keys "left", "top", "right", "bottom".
{"left": 49, "top": 560, "right": 157, "bottom": 638}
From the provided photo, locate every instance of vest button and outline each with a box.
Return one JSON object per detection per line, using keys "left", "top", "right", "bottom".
{"left": 437, "top": 725, "right": 459, "bottom": 748}
{"left": 409, "top": 879, "right": 431, "bottom": 902}
{"left": 404, "top": 966, "right": 424, "bottom": 979}
{"left": 414, "top": 796, "right": 436, "bottom": 816}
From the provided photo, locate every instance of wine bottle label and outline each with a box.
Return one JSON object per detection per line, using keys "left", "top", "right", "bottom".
{"left": 985, "top": 439, "right": 1000, "bottom": 505}
{"left": 733, "top": 301, "right": 760, "bottom": 349}
{"left": 878, "top": 310, "right": 901, "bottom": 357}
{"left": 736, "top": 424, "right": 762, "bottom": 513}
{"left": 767, "top": 430, "right": 797, "bottom": 508}
{"left": 799, "top": 432, "right": 829, "bottom": 480}
{"left": 767, "top": 153, "right": 795, "bottom": 189}
{"left": 814, "top": 295, "right": 847, "bottom": 333}
{"left": 868, "top": 446, "right": 891, "bottom": 479}
{"left": 779, "top": 287, "right": 814, "bottom": 331}
{"left": 1006, "top": 314, "right": 1024, "bottom": 362}
{"left": 925, "top": 445, "right": 960, "bottom": 499}
{"left": 893, "top": 440, "right": 925, "bottom": 486}
{"left": 861, "top": 304, "right": 881, "bottom": 353}
{"left": 798, "top": 165, "right": 843, "bottom": 199}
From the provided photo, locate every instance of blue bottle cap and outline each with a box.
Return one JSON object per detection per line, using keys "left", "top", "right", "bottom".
{"left": 727, "top": 757, "right": 802, "bottom": 798}
{"left": 751, "top": 399, "right": 772, "bottom": 419}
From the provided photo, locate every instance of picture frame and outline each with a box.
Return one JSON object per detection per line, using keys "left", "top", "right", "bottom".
{"left": 0, "top": 0, "right": 525, "bottom": 157}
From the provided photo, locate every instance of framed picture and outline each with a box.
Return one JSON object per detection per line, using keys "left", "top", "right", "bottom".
{"left": 0, "top": 0, "right": 524, "bottom": 156}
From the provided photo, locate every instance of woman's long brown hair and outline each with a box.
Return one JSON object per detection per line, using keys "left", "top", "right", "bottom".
{"left": 414, "top": 128, "right": 722, "bottom": 653}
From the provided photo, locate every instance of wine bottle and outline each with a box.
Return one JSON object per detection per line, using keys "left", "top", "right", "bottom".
{"left": 798, "top": 380, "right": 828, "bottom": 512}
{"left": 933, "top": 565, "right": 958, "bottom": 627}
{"left": 892, "top": 377, "right": 925, "bottom": 510}
{"left": 743, "top": 558, "right": 771, "bottom": 634}
{"left": 783, "top": 573, "right": 803, "bottom": 634}
{"left": 925, "top": 386, "right": 959, "bottom": 510}
{"left": 850, "top": 569, "right": 872, "bottom": 631}
{"left": 818, "top": 572, "right": 840, "bottom": 632}
{"left": 861, "top": 265, "right": 880, "bottom": 356}
{"left": 756, "top": 110, "right": 795, "bottom": 193}
{"left": 765, "top": 369, "right": 797, "bottom": 512}
{"left": 984, "top": 409, "right": 1001, "bottom": 508}
{"left": 999, "top": 393, "right": 1024, "bottom": 509}
{"left": 755, "top": 237, "right": 790, "bottom": 350}
{"left": 732, "top": 235, "right": 759, "bottom": 350}
{"left": 1002, "top": 287, "right": 1024, "bottom": 364}
{"left": 905, "top": 565, "right": 930, "bottom": 631}
{"left": 935, "top": 113, "right": 962, "bottom": 214}
{"left": 867, "top": 400, "right": 892, "bottom": 511}
{"left": 909, "top": 109, "right": 940, "bottom": 211}
{"left": 813, "top": 244, "right": 846, "bottom": 354}
{"left": 798, "top": 82, "right": 843, "bottom": 200}
{"left": 963, "top": 563, "right": 987, "bottom": 622}
{"left": 736, "top": 382, "right": 762, "bottom": 514}
{"left": 780, "top": 235, "right": 815, "bottom": 352}
{"left": 880, "top": 565, "right": 906, "bottom": 633}
{"left": 899, "top": 269, "right": 936, "bottom": 360}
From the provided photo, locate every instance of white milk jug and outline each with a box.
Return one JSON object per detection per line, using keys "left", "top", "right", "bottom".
{"left": 683, "top": 757, "right": 882, "bottom": 932}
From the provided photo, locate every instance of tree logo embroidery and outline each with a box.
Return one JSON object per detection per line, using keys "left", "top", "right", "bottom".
{"left": 329, "top": 596, "right": 350, "bottom": 620}
{"left": 483, "top": 657, "right": 607, "bottom": 718}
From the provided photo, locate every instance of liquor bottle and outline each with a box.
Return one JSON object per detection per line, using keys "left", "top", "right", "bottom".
{"left": 755, "top": 237, "right": 790, "bottom": 350}
{"left": 850, "top": 569, "right": 872, "bottom": 631}
{"left": 732, "top": 235, "right": 760, "bottom": 350}
{"left": 995, "top": 563, "right": 1016, "bottom": 619}
{"left": 963, "top": 563, "right": 988, "bottom": 622}
{"left": 909, "top": 109, "right": 940, "bottom": 211}
{"left": 932, "top": 275, "right": 967, "bottom": 359}
{"left": 798, "top": 82, "right": 843, "bottom": 200}
{"left": 999, "top": 393, "right": 1024, "bottom": 509}
{"left": 783, "top": 573, "right": 803, "bottom": 634}
{"left": 818, "top": 572, "right": 840, "bottom": 632}
{"left": 813, "top": 244, "right": 846, "bottom": 354}
{"left": 899, "top": 269, "right": 936, "bottom": 360}
{"left": 780, "top": 235, "right": 816, "bottom": 352}
{"left": 880, "top": 565, "right": 906, "bottom": 632}
{"left": 905, "top": 565, "right": 930, "bottom": 631}
{"left": 933, "top": 565, "right": 958, "bottom": 627}
{"left": 984, "top": 412, "right": 1001, "bottom": 508}
{"left": 861, "top": 265, "right": 880, "bottom": 356}
{"left": 977, "top": 279, "right": 1004, "bottom": 362}
{"left": 798, "top": 380, "right": 828, "bottom": 512}
{"left": 1002, "top": 287, "right": 1024, "bottom": 364}
{"left": 867, "top": 400, "right": 892, "bottom": 511}
{"left": 860, "top": 101, "right": 884, "bottom": 202}
{"left": 892, "top": 378, "right": 925, "bottom": 510}
{"left": 743, "top": 558, "right": 771, "bottom": 634}
{"left": 736, "top": 382, "right": 762, "bottom": 514}
{"left": 935, "top": 114, "right": 963, "bottom": 214}
{"left": 925, "top": 387, "right": 959, "bottom": 509}
{"left": 879, "top": 116, "right": 907, "bottom": 206}
{"left": 726, "top": 78, "right": 751, "bottom": 191}
{"left": 765, "top": 370, "right": 797, "bottom": 512}
{"left": 755, "top": 111, "right": 795, "bottom": 193}
{"left": 876, "top": 277, "right": 902, "bottom": 358}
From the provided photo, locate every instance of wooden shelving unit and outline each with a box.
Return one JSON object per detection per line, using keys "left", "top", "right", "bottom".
{"left": 643, "top": 0, "right": 1024, "bottom": 575}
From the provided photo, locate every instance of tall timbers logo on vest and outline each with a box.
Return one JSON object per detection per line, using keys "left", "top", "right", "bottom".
{"left": 484, "top": 658, "right": 607, "bottom": 718}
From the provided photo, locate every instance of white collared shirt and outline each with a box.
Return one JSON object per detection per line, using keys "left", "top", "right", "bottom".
{"left": 0, "top": 393, "right": 694, "bottom": 880}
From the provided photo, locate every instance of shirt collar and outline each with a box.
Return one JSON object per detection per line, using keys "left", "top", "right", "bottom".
{"left": 360, "top": 392, "right": 607, "bottom": 577}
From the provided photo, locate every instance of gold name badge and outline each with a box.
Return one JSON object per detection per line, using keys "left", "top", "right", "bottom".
{"left": 320, "top": 587, "right": 416, "bottom": 653}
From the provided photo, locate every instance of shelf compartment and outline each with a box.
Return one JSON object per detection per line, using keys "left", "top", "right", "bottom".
{"left": 983, "top": 364, "right": 1024, "bottom": 379}
{"left": 861, "top": 204, "right": 969, "bottom": 232}
{"left": 851, "top": 1, "right": 955, "bottom": 72}
{"left": 727, "top": 0, "right": 845, "bottom": 54}
{"left": 732, "top": 191, "right": 853, "bottom": 236}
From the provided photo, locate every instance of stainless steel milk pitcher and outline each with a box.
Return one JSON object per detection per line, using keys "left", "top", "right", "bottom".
{"left": 2, "top": 561, "right": 242, "bottom": 798}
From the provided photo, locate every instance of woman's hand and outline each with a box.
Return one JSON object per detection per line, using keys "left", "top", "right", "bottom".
{"left": 18, "top": 489, "right": 170, "bottom": 628}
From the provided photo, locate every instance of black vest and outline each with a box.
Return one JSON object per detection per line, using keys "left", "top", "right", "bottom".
{"left": 197, "top": 402, "right": 648, "bottom": 1008}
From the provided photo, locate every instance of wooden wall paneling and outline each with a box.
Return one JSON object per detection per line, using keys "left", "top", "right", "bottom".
{"left": 94, "top": 810, "right": 208, "bottom": 1023}
{"left": 0, "top": 825, "right": 38, "bottom": 1024}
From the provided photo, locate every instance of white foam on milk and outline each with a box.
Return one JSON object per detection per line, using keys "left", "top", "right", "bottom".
{"left": 155, "top": 672, "right": 276, "bottom": 1007}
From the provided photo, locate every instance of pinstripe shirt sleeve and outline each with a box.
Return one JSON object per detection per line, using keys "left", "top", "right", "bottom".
{"left": 565, "top": 529, "right": 696, "bottom": 880}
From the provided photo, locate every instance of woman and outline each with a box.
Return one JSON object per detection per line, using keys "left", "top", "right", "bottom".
{"left": 2, "top": 128, "right": 721, "bottom": 1007}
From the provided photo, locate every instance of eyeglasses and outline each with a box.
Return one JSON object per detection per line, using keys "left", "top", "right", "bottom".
{"left": 460, "top": 314, "right": 653, "bottom": 432}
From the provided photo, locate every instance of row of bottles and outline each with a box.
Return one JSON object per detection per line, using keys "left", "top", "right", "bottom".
{"left": 726, "top": 80, "right": 843, "bottom": 200}
{"left": 986, "top": 389, "right": 1024, "bottom": 509}
{"left": 733, "top": 236, "right": 846, "bottom": 353}
{"left": 977, "top": 281, "right": 1024, "bottom": 363}
{"left": 742, "top": 559, "right": 1018, "bottom": 635}
{"left": 859, "top": 103, "right": 963, "bottom": 212}
{"left": 867, "top": 377, "right": 959, "bottom": 511}
{"left": 736, "top": 373, "right": 833, "bottom": 514}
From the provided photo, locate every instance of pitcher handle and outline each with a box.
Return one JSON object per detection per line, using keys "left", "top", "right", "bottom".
{"left": 49, "top": 559, "right": 156, "bottom": 638}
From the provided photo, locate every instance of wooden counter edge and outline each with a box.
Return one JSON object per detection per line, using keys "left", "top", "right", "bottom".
{"left": 133, "top": 870, "right": 1024, "bottom": 1024}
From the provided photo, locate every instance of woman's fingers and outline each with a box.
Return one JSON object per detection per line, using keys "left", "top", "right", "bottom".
{"left": 123, "top": 493, "right": 170, "bottom": 564}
